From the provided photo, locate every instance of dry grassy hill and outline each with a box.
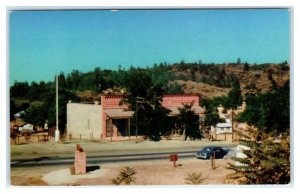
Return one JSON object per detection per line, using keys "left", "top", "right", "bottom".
{"left": 171, "top": 80, "right": 230, "bottom": 99}
{"left": 169, "top": 63, "right": 289, "bottom": 98}
{"left": 76, "top": 63, "right": 290, "bottom": 100}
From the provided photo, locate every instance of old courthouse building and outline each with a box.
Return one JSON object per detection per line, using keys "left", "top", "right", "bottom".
{"left": 67, "top": 94, "right": 204, "bottom": 140}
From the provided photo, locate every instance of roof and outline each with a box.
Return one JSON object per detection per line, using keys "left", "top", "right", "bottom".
{"left": 104, "top": 109, "right": 134, "bottom": 119}
{"left": 163, "top": 94, "right": 200, "bottom": 97}
{"left": 167, "top": 105, "right": 205, "bottom": 116}
{"left": 14, "top": 110, "right": 25, "bottom": 118}
{"left": 216, "top": 123, "right": 232, "bottom": 128}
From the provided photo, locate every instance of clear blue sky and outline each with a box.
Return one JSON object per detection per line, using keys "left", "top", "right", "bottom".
{"left": 9, "top": 9, "right": 290, "bottom": 85}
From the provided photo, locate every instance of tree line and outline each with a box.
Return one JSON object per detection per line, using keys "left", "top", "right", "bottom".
{"left": 10, "top": 61, "right": 289, "bottom": 137}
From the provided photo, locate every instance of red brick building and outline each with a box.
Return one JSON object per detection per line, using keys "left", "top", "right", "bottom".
{"left": 101, "top": 94, "right": 204, "bottom": 140}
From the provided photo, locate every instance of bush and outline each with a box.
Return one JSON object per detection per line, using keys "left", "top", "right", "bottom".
{"left": 184, "top": 172, "right": 205, "bottom": 184}
{"left": 111, "top": 166, "right": 137, "bottom": 185}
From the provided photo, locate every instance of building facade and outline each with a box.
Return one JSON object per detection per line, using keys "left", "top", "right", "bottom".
{"left": 67, "top": 94, "right": 204, "bottom": 140}
{"left": 67, "top": 101, "right": 102, "bottom": 140}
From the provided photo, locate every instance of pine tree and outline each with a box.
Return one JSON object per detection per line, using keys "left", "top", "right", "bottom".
{"left": 177, "top": 103, "right": 202, "bottom": 140}
{"left": 226, "top": 128, "right": 290, "bottom": 184}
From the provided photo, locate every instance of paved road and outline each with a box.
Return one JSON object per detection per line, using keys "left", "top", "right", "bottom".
{"left": 11, "top": 146, "right": 236, "bottom": 167}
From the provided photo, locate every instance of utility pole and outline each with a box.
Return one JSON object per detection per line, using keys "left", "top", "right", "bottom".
{"left": 135, "top": 102, "right": 138, "bottom": 142}
{"left": 55, "top": 75, "right": 60, "bottom": 142}
{"left": 135, "top": 97, "right": 145, "bottom": 143}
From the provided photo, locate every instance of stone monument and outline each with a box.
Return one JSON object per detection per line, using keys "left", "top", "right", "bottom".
{"left": 74, "top": 144, "right": 86, "bottom": 174}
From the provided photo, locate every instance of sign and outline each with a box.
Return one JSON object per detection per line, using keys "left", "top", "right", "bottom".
{"left": 169, "top": 154, "right": 178, "bottom": 161}
{"left": 169, "top": 154, "right": 178, "bottom": 167}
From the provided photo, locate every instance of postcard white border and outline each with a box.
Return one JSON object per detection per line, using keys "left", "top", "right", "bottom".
{"left": 1, "top": 1, "right": 299, "bottom": 194}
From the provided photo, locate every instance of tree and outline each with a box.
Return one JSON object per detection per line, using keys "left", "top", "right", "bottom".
{"left": 238, "top": 80, "right": 289, "bottom": 134}
{"left": 177, "top": 103, "right": 202, "bottom": 140}
{"left": 28, "top": 81, "right": 40, "bottom": 100}
{"left": 10, "top": 99, "right": 17, "bottom": 120}
{"left": 10, "top": 81, "right": 29, "bottom": 98}
{"left": 201, "top": 98, "right": 224, "bottom": 135}
{"left": 22, "top": 103, "right": 48, "bottom": 127}
{"left": 121, "top": 68, "right": 172, "bottom": 140}
{"left": 166, "top": 82, "right": 185, "bottom": 94}
{"left": 66, "top": 70, "right": 82, "bottom": 90}
{"left": 226, "top": 128, "right": 290, "bottom": 184}
{"left": 223, "top": 77, "right": 243, "bottom": 110}
{"left": 203, "top": 107, "right": 219, "bottom": 132}
{"left": 237, "top": 58, "right": 241, "bottom": 65}
{"left": 244, "top": 63, "right": 250, "bottom": 71}
{"left": 46, "top": 87, "right": 80, "bottom": 135}
{"left": 190, "top": 66, "right": 196, "bottom": 81}
{"left": 221, "top": 77, "right": 243, "bottom": 141}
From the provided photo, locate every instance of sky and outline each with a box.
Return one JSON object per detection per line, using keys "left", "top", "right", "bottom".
{"left": 9, "top": 9, "right": 290, "bottom": 85}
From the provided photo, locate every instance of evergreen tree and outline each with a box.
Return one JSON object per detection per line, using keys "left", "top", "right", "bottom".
{"left": 223, "top": 77, "right": 243, "bottom": 110}
{"left": 201, "top": 99, "right": 220, "bottom": 134}
{"left": 121, "top": 68, "right": 171, "bottom": 140}
{"left": 177, "top": 103, "right": 202, "bottom": 140}
{"left": 10, "top": 99, "right": 17, "bottom": 120}
{"left": 237, "top": 58, "right": 241, "bottom": 65}
{"left": 226, "top": 128, "right": 290, "bottom": 184}
{"left": 190, "top": 66, "right": 196, "bottom": 81}
{"left": 238, "top": 80, "right": 289, "bottom": 133}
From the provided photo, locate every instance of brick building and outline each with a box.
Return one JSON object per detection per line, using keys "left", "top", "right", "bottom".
{"left": 67, "top": 94, "right": 204, "bottom": 141}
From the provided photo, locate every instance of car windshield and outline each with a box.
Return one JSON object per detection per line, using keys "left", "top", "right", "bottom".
{"left": 203, "top": 148, "right": 212, "bottom": 151}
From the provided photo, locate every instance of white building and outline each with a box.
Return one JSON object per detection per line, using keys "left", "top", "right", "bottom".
{"left": 19, "top": 123, "right": 34, "bottom": 133}
{"left": 215, "top": 122, "right": 232, "bottom": 134}
{"left": 67, "top": 101, "right": 102, "bottom": 140}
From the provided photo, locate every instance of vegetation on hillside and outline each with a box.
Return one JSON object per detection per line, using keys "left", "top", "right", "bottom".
{"left": 10, "top": 61, "right": 289, "bottom": 136}
{"left": 237, "top": 79, "right": 289, "bottom": 134}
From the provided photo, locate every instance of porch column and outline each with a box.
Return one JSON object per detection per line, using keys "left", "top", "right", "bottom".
{"left": 110, "top": 119, "right": 113, "bottom": 142}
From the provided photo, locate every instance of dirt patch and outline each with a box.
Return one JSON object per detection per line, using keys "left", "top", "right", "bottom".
{"left": 22, "top": 176, "right": 48, "bottom": 186}
{"left": 11, "top": 158, "right": 234, "bottom": 186}
{"left": 42, "top": 166, "right": 109, "bottom": 185}
{"left": 10, "top": 165, "right": 65, "bottom": 186}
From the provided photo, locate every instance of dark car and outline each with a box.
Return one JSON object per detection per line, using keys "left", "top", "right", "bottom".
{"left": 195, "top": 146, "right": 227, "bottom": 159}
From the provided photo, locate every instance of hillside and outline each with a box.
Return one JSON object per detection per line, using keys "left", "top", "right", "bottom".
{"left": 75, "top": 62, "right": 290, "bottom": 100}
{"left": 170, "top": 80, "right": 230, "bottom": 99}
{"left": 168, "top": 62, "right": 289, "bottom": 98}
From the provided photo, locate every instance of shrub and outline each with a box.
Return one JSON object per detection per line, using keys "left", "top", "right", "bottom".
{"left": 111, "top": 166, "right": 137, "bottom": 185}
{"left": 184, "top": 172, "right": 205, "bottom": 185}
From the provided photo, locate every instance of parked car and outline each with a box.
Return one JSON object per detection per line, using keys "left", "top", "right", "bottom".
{"left": 195, "top": 146, "right": 227, "bottom": 159}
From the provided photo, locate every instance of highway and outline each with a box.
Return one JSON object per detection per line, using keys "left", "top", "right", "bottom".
{"left": 11, "top": 146, "right": 236, "bottom": 167}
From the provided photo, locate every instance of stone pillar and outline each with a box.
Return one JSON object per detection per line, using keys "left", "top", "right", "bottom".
{"left": 74, "top": 151, "right": 86, "bottom": 174}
